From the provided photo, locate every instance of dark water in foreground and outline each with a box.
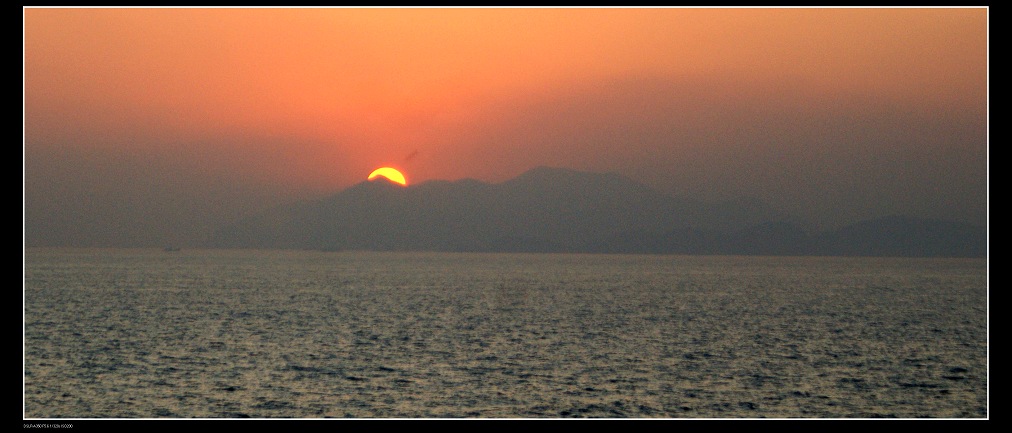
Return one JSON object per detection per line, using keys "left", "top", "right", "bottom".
{"left": 24, "top": 249, "right": 987, "bottom": 418}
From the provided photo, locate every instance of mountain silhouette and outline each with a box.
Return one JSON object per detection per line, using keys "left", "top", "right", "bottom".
{"left": 209, "top": 167, "right": 984, "bottom": 257}
{"left": 811, "top": 215, "right": 986, "bottom": 258}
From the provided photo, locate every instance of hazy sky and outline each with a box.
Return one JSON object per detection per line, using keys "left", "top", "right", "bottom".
{"left": 24, "top": 7, "right": 987, "bottom": 247}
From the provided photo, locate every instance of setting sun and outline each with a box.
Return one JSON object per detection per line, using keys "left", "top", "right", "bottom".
{"left": 368, "top": 167, "right": 408, "bottom": 186}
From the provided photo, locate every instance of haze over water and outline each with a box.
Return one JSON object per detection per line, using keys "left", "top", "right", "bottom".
{"left": 24, "top": 8, "right": 987, "bottom": 248}
{"left": 24, "top": 249, "right": 986, "bottom": 418}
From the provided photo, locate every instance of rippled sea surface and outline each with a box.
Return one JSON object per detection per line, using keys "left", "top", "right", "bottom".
{"left": 24, "top": 249, "right": 987, "bottom": 418}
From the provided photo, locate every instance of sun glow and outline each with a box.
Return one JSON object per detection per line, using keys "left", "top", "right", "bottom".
{"left": 367, "top": 167, "right": 408, "bottom": 186}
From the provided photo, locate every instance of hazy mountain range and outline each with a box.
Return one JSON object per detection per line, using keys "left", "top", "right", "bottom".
{"left": 210, "top": 167, "right": 985, "bottom": 257}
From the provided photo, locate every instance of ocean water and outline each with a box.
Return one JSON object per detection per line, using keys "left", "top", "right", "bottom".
{"left": 23, "top": 249, "right": 987, "bottom": 418}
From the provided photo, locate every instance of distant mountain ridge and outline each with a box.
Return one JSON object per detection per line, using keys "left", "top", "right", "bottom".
{"left": 209, "top": 167, "right": 985, "bottom": 258}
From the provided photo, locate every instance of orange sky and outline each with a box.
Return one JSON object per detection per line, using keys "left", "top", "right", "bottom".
{"left": 24, "top": 7, "right": 987, "bottom": 246}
